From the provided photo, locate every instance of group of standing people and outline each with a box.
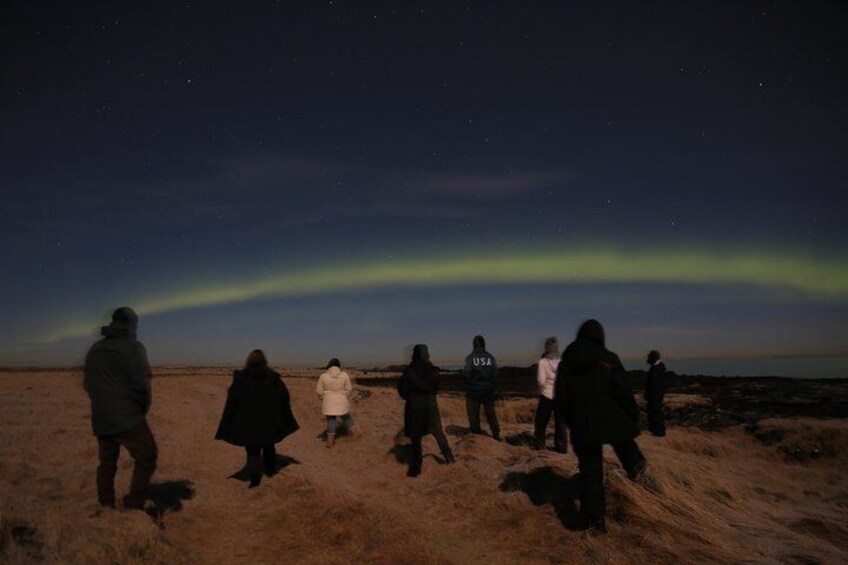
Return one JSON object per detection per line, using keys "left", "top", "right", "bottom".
{"left": 83, "top": 307, "right": 667, "bottom": 533}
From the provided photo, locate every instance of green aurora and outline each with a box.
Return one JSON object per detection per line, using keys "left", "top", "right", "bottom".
{"left": 42, "top": 247, "right": 848, "bottom": 344}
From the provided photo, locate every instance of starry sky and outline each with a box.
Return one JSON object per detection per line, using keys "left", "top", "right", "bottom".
{"left": 1, "top": 1, "right": 846, "bottom": 368}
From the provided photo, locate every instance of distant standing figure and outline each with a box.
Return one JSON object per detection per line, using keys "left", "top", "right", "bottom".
{"left": 555, "top": 319, "right": 647, "bottom": 532}
{"left": 463, "top": 335, "right": 501, "bottom": 440}
{"left": 84, "top": 307, "right": 157, "bottom": 510}
{"left": 215, "top": 350, "right": 300, "bottom": 488}
{"left": 316, "top": 358, "right": 358, "bottom": 448}
{"left": 397, "top": 344, "right": 455, "bottom": 477}
{"left": 645, "top": 350, "right": 667, "bottom": 437}
{"left": 533, "top": 337, "right": 567, "bottom": 452}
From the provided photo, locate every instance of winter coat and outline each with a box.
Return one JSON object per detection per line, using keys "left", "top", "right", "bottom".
{"left": 316, "top": 366, "right": 352, "bottom": 416}
{"left": 645, "top": 362, "right": 667, "bottom": 407}
{"left": 537, "top": 357, "right": 559, "bottom": 400}
{"left": 215, "top": 366, "right": 300, "bottom": 447}
{"left": 554, "top": 338, "right": 640, "bottom": 447}
{"left": 463, "top": 348, "right": 497, "bottom": 391}
{"left": 399, "top": 360, "right": 443, "bottom": 438}
{"left": 84, "top": 327, "right": 152, "bottom": 437}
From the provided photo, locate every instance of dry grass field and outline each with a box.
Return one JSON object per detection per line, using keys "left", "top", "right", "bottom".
{"left": 1, "top": 368, "right": 847, "bottom": 564}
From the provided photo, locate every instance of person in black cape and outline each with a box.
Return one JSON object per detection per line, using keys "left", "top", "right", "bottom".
{"left": 554, "top": 319, "right": 647, "bottom": 532}
{"left": 397, "top": 344, "right": 455, "bottom": 477}
{"left": 645, "top": 350, "right": 667, "bottom": 437}
{"left": 215, "top": 350, "right": 300, "bottom": 488}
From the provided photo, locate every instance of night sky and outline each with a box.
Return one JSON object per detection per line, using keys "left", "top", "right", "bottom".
{"left": 2, "top": 2, "right": 846, "bottom": 367}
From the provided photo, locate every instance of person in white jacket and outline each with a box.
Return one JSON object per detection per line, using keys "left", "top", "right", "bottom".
{"left": 533, "top": 337, "right": 567, "bottom": 452}
{"left": 316, "top": 358, "right": 358, "bottom": 448}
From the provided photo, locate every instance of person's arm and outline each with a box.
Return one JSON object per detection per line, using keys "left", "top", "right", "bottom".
{"left": 129, "top": 342, "right": 153, "bottom": 413}
{"left": 553, "top": 362, "right": 570, "bottom": 422}
{"left": 536, "top": 361, "right": 546, "bottom": 392}
{"left": 608, "top": 354, "right": 639, "bottom": 423}
{"left": 315, "top": 375, "right": 324, "bottom": 398}
{"left": 491, "top": 356, "right": 498, "bottom": 389}
{"left": 344, "top": 373, "right": 352, "bottom": 396}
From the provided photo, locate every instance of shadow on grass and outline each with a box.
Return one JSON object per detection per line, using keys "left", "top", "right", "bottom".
{"left": 145, "top": 480, "right": 196, "bottom": 526}
{"left": 499, "top": 466, "right": 584, "bottom": 530}
{"left": 227, "top": 455, "right": 301, "bottom": 482}
{"left": 505, "top": 431, "right": 542, "bottom": 449}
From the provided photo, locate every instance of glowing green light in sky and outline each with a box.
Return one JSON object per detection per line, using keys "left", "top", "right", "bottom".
{"left": 43, "top": 247, "right": 848, "bottom": 343}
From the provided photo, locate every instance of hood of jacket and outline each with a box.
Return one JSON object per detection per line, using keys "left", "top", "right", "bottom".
{"left": 562, "top": 337, "right": 607, "bottom": 375}
{"left": 100, "top": 306, "right": 138, "bottom": 338}
{"left": 472, "top": 335, "right": 486, "bottom": 351}
{"left": 576, "top": 319, "right": 605, "bottom": 347}
{"left": 412, "top": 344, "right": 431, "bottom": 364}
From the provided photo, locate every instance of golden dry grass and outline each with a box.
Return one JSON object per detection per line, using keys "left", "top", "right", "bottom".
{"left": 1, "top": 369, "right": 846, "bottom": 564}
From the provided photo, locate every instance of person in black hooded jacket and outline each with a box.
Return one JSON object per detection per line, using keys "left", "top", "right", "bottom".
{"left": 554, "top": 319, "right": 647, "bottom": 532}
{"left": 84, "top": 306, "right": 157, "bottom": 509}
{"left": 215, "top": 349, "right": 300, "bottom": 488}
{"left": 397, "top": 344, "right": 455, "bottom": 477}
{"left": 645, "top": 350, "right": 667, "bottom": 437}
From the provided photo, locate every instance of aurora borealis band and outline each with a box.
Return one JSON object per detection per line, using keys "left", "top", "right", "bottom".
{"left": 41, "top": 247, "right": 848, "bottom": 345}
{"left": 2, "top": 3, "right": 847, "bottom": 368}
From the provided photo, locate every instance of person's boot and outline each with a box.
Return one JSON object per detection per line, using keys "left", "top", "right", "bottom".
{"left": 247, "top": 455, "right": 262, "bottom": 488}
{"left": 326, "top": 433, "right": 335, "bottom": 448}
{"left": 442, "top": 449, "right": 456, "bottom": 464}
{"left": 407, "top": 457, "right": 422, "bottom": 477}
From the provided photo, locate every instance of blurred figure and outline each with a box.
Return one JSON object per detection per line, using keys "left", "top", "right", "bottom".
{"left": 397, "top": 344, "right": 455, "bottom": 477}
{"left": 645, "top": 350, "right": 667, "bottom": 437}
{"left": 533, "top": 336, "right": 567, "bottom": 452}
{"left": 462, "top": 335, "right": 501, "bottom": 440}
{"left": 84, "top": 307, "right": 157, "bottom": 510}
{"left": 215, "top": 350, "right": 299, "bottom": 488}
{"left": 316, "top": 358, "right": 358, "bottom": 448}
{"left": 555, "top": 319, "right": 647, "bottom": 532}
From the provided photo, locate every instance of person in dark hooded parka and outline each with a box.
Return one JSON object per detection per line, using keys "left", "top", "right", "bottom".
{"left": 555, "top": 319, "right": 647, "bottom": 532}
{"left": 215, "top": 349, "right": 299, "bottom": 488}
{"left": 645, "top": 350, "right": 667, "bottom": 437}
{"left": 84, "top": 306, "right": 157, "bottom": 509}
{"left": 397, "top": 344, "right": 455, "bottom": 477}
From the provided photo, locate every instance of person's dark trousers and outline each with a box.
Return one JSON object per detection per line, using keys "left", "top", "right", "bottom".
{"left": 408, "top": 436, "right": 423, "bottom": 476}
{"left": 245, "top": 444, "right": 277, "bottom": 476}
{"left": 647, "top": 403, "right": 666, "bottom": 437}
{"left": 611, "top": 439, "right": 647, "bottom": 479}
{"left": 465, "top": 391, "right": 500, "bottom": 439}
{"left": 533, "top": 396, "right": 568, "bottom": 452}
{"left": 96, "top": 419, "right": 158, "bottom": 508}
{"left": 245, "top": 444, "right": 276, "bottom": 484}
{"left": 572, "top": 442, "right": 605, "bottom": 528}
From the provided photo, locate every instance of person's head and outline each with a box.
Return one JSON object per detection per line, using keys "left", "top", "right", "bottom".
{"left": 245, "top": 349, "right": 268, "bottom": 368}
{"left": 647, "top": 350, "right": 661, "bottom": 365}
{"left": 473, "top": 335, "right": 486, "bottom": 350}
{"left": 412, "top": 344, "right": 431, "bottom": 364}
{"left": 543, "top": 336, "right": 559, "bottom": 358}
{"left": 326, "top": 358, "right": 341, "bottom": 370}
{"left": 101, "top": 306, "right": 139, "bottom": 337}
{"left": 576, "top": 319, "right": 605, "bottom": 347}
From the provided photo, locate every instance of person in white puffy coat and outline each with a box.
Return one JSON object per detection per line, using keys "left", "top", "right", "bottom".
{"left": 316, "top": 358, "right": 358, "bottom": 447}
{"left": 533, "top": 337, "right": 567, "bottom": 452}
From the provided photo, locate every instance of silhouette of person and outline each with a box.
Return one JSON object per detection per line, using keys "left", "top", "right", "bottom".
{"left": 84, "top": 307, "right": 157, "bottom": 509}
{"left": 554, "top": 319, "right": 647, "bottom": 532}
{"left": 645, "top": 350, "right": 667, "bottom": 437}
{"left": 316, "top": 357, "right": 359, "bottom": 448}
{"left": 215, "top": 350, "right": 299, "bottom": 488}
{"left": 533, "top": 336, "right": 567, "bottom": 452}
{"left": 397, "top": 344, "right": 455, "bottom": 477}
{"left": 462, "top": 335, "right": 501, "bottom": 440}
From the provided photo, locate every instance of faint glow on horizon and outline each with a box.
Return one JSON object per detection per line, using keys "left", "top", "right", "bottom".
{"left": 41, "top": 247, "right": 848, "bottom": 343}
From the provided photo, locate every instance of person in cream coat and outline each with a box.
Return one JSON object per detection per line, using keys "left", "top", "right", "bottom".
{"left": 316, "top": 358, "right": 358, "bottom": 447}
